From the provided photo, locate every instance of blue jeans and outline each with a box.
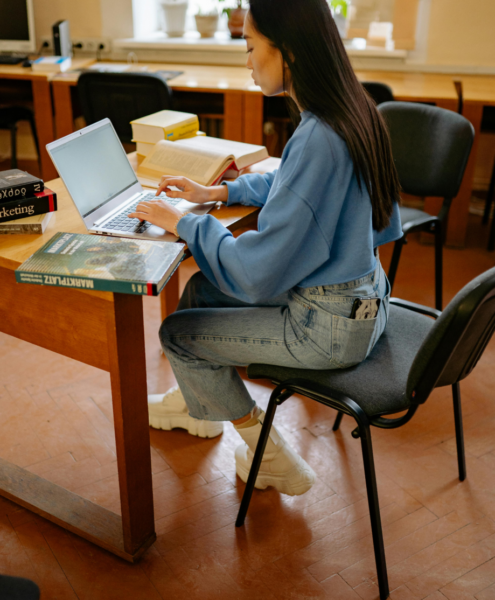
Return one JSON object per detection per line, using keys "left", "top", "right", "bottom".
{"left": 159, "top": 260, "right": 390, "bottom": 422}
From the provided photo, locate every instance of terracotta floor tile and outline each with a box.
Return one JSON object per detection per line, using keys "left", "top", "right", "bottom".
{"left": 386, "top": 517, "right": 495, "bottom": 591}
{"left": 41, "top": 526, "right": 163, "bottom": 600}
{"left": 320, "top": 574, "right": 362, "bottom": 599}
{"left": 442, "top": 557, "right": 495, "bottom": 596}
{"left": 14, "top": 521, "right": 79, "bottom": 599}
{"left": 404, "top": 536, "right": 495, "bottom": 599}
{"left": 475, "top": 582, "right": 495, "bottom": 600}
{"left": 310, "top": 506, "right": 438, "bottom": 584}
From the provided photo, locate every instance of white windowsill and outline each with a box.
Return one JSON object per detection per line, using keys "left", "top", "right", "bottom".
{"left": 112, "top": 32, "right": 408, "bottom": 66}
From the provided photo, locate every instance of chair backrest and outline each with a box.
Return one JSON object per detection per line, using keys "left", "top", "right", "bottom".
{"left": 378, "top": 101, "right": 475, "bottom": 201}
{"left": 362, "top": 82, "right": 395, "bottom": 105}
{"left": 407, "top": 267, "right": 495, "bottom": 404}
{"left": 78, "top": 72, "right": 173, "bottom": 144}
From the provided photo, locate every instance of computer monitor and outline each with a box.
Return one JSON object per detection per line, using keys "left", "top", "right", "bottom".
{"left": 0, "top": 0, "right": 36, "bottom": 54}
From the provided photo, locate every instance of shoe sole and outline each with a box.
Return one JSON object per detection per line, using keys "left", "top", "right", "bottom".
{"left": 235, "top": 460, "right": 316, "bottom": 496}
{"left": 149, "top": 415, "right": 223, "bottom": 438}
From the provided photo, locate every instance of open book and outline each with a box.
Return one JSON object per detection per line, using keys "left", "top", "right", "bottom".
{"left": 137, "top": 136, "right": 268, "bottom": 188}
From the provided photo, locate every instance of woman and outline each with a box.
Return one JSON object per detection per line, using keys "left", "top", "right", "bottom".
{"left": 129, "top": 0, "right": 402, "bottom": 497}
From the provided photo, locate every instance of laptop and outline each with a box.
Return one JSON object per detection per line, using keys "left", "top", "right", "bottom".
{"left": 46, "top": 118, "right": 213, "bottom": 242}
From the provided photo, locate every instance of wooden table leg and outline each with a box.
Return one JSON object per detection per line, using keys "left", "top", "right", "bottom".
{"left": 52, "top": 81, "right": 76, "bottom": 139}
{"left": 106, "top": 293, "right": 156, "bottom": 556}
{"left": 244, "top": 94, "right": 264, "bottom": 145}
{"left": 32, "top": 78, "right": 58, "bottom": 181}
{"left": 160, "top": 266, "right": 180, "bottom": 321}
{"left": 0, "top": 269, "right": 156, "bottom": 561}
{"left": 224, "top": 91, "right": 244, "bottom": 142}
{"left": 446, "top": 102, "right": 484, "bottom": 247}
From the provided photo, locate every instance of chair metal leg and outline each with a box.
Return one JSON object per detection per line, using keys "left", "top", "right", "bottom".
{"left": 333, "top": 411, "right": 344, "bottom": 431}
{"left": 358, "top": 420, "right": 389, "bottom": 600}
{"left": 10, "top": 125, "right": 17, "bottom": 169}
{"left": 434, "top": 222, "right": 443, "bottom": 311}
{"left": 482, "top": 162, "right": 495, "bottom": 225}
{"left": 235, "top": 389, "right": 280, "bottom": 527}
{"left": 452, "top": 382, "right": 466, "bottom": 481}
{"left": 387, "top": 237, "right": 405, "bottom": 293}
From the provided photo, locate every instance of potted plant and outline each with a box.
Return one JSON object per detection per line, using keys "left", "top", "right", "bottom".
{"left": 160, "top": 0, "right": 189, "bottom": 37}
{"left": 195, "top": 1, "right": 220, "bottom": 38}
{"left": 219, "top": 0, "right": 248, "bottom": 39}
{"left": 329, "top": 0, "right": 349, "bottom": 38}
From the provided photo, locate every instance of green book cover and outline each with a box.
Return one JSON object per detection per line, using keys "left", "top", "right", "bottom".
{"left": 15, "top": 232, "right": 185, "bottom": 296}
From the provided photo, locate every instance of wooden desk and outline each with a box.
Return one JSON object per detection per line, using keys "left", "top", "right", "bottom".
{"left": 51, "top": 61, "right": 264, "bottom": 146}
{"left": 0, "top": 153, "right": 278, "bottom": 560}
{"left": 355, "top": 70, "right": 459, "bottom": 111}
{"left": 0, "top": 65, "right": 58, "bottom": 181}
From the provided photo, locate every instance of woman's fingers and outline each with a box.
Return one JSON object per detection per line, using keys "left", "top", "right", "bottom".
{"left": 128, "top": 211, "right": 149, "bottom": 220}
{"left": 156, "top": 176, "right": 188, "bottom": 196}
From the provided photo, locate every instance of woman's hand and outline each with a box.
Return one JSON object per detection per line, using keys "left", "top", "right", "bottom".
{"left": 156, "top": 176, "right": 228, "bottom": 205}
{"left": 128, "top": 199, "right": 182, "bottom": 234}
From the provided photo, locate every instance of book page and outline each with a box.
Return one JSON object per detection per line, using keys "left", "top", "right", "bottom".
{"left": 137, "top": 140, "right": 233, "bottom": 186}
{"left": 174, "top": 136, "right": 268, "bottom": 170}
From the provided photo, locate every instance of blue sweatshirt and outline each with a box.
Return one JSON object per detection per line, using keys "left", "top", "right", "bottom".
{"left": 176, "top": 111, "right": 402, "bottom": 304}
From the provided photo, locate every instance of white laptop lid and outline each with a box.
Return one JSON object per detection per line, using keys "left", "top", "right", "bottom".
{"left": 46, "top": 119, "right": 143, "bottom": 229}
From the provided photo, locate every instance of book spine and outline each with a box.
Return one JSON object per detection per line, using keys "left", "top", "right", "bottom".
{"left": 0, "top": 223, "right": 42, "bottom": 234}
{"left": 15, "top": 271, "right": 159, "bottom": 296}
{"left": 163, "top": 121, "right": 200, "bottom": 141}
{"left": 0, "top": 180, "right": 44, "bottom": 201}
{"left": 0, "top": 192, "right": 57, "bottom": 224}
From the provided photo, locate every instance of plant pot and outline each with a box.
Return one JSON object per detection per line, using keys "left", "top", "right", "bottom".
{"left": 160, "top": 1, "right": 188, "bottom": 37}
{"left": 195, "top": 14, "right": 219, "bottom": 38}
{"left": 228, "top": 8, "right": 247, "bottom": 39}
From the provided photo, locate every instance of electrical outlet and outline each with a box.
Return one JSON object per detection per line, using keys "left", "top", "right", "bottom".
{"left": 72, "top": 38, "right": 112, "bottom": 54}
{"left": 40, "top": 36, "right": 53, "bottom": 51}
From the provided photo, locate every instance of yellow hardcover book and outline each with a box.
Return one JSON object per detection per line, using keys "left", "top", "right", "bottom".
{"left": 130, "top": 110, "right": 199, "bottom": 144}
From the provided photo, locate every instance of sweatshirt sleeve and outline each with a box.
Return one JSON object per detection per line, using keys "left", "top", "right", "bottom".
{"left": 176, "top": 182, "right": 332, "bottom": 304}
{"left": 222, "top": 170, "right": 277, "bottom": 207}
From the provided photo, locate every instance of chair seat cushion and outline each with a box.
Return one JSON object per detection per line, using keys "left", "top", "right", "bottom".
{"left": 400, "top": 206, "right": 438, "bottom": 231}
{"left": 247, "top": 305, "right": 435, "bottom": 418}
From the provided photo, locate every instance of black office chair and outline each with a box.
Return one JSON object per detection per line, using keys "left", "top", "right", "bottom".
{"left": 0, "top": 574, "right": 40, "bottom": 599}
{"left": 480, "top": 106, "right": 495, "bottom": 251}
{"left": 379, "top": 102, "right": 475, "bottom": 310}
{"left": 78, "top": 72, "right": 174, "bottom": 144}
{"left": 362, "top": 81, "right": 395, "bottom": 105}
{"left": 0, "top": 106, "right": 40, "bottom": 169}
{"left": 484, "top": 165, "right": 495, "bottom": 250}
{"left": 236, "top": 266, "right": 495, "bottom": 600}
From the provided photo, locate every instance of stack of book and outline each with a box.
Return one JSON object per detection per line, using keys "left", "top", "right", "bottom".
{"left": 131, "top": 109, "right": 269, "bottom": 188}
{"left": 131, "top": 110, "right": 202, "bottom": 158}
{"left": 0, "top": 170, "right": 58, "bottom": 235}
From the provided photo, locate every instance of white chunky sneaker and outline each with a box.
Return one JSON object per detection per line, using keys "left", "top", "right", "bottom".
{"left": 148, "top": 386, "right": 223, "bottom": 438}
{"left": 234, "top": 408, "right": 316, "bottom": 496}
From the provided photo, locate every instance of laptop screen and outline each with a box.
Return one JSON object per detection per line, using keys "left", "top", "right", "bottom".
{"left": 49, "top": 121, "right": 138, "bottom": 218}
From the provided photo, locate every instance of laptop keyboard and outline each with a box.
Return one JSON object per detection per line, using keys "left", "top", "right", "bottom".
{"left": 102, "top": 192, "right": 184, "bottom": 234}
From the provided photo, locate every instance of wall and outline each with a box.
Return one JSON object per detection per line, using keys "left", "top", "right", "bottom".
{"left": 32, "top": 0, "right": 103, "bottom": 44}
{"left": 425, "top": 0, "right": 495, "bottom": 67}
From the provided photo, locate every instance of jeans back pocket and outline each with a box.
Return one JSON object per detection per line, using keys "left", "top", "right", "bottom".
{"left": 331, "top": 314, "right": 379, "bottom": 369}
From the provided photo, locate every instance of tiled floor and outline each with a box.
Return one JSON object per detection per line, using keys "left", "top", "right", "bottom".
{"left": 1, "top": 215, "right": 495, "bottom": 600}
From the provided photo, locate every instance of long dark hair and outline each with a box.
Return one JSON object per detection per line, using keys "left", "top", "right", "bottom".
{"left": 249, "top": 0, "right": 401, "bottom": 231}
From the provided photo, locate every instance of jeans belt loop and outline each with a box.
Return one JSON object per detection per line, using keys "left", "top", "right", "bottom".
{"left": 318, "top": 286, "right": 325, "bottom": 296}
